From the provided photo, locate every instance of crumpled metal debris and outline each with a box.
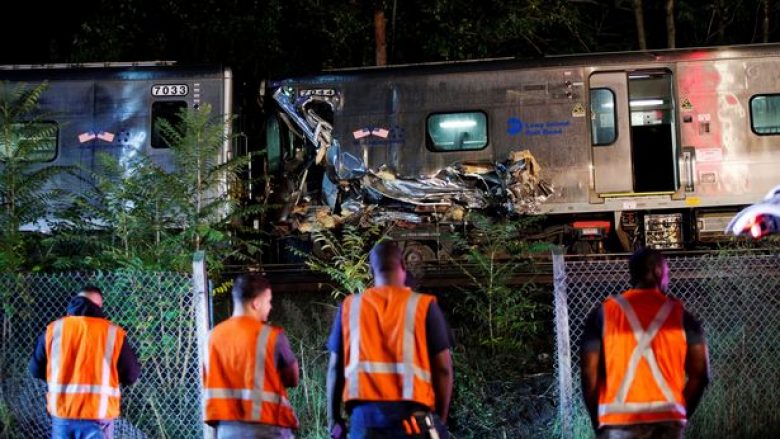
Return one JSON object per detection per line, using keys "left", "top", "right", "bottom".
{"left": 272, "top": 86, "right": 554, "bottom": 231}
{"left": 361, "top": 167, "right": 488, "bottom": 209}
{"left": 352, "top": 151, "right": 553, "bottom": 216}
{"left": 504, "top": 150, "right": 555, "bottom": 214}
{"left": 273, "top": 88, "right": 333, "bottom": 165}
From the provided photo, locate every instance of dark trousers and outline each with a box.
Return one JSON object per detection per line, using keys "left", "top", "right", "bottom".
{"left": 349, "top": 414, "right": 449, "bottom": 439}
{"left": 51, "top": 418, "right": 114, "bottom": 439}
{"left": 597, "top": 422, "right": 685, "bottom": 439}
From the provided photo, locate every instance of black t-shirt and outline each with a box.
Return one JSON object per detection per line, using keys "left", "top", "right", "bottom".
{"left": 580, "top": 300, "right": 706, "bottom": 354}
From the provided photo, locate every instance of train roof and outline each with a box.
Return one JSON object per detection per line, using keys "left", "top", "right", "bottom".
{"left": 271, "top": 43, "right": 780, "bottom": 85}
{"left": 0, "top": 62, "right": 230, "bottom": 81}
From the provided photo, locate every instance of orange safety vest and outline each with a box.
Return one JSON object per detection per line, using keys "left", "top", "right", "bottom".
{"left": 341, "top": 286, "right": 436, "bottom": 408}
{"left": 203, "top": 316, "right": 298, "bottom": 429}
{"left": 598, "top": 289, "right": 688, "bottom": 427}
{"left": 45, "top": 316, "right": 126, "bottom": 420}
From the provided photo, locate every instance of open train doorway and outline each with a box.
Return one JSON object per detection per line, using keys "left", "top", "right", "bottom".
{"left": 589, "top": 70, "right": 679, "bottom": 195}
{"left": 628, "top": 71, "right": 678, "bottom": 193}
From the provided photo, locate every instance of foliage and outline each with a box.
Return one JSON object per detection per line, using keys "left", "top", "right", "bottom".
{"left": 46, "top": 104, "right": 262, "bottom": 274}
{"left": 290, "top": 223, "right": 387, "bottom": 298}
{"left": 0, "top": 398, "right": 11, "bottom": 438}
{"left": 44, "top": 153, "right": 171, "bottom": 270}
{"left": 444, "top": 213, "right": 555, "bottom": 436}
{"left": 0, "top": 81, "right": 70, "bottom": 273}
{"left": 448, "top": 213, "right": 550, "bottom": 372}
{"left": 275, "top": 298, "right": 333, "bottom": 439}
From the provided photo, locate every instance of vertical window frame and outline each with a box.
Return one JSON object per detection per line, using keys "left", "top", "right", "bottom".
{"left": 590, "top": 88, "right": 618, "bottom": 146}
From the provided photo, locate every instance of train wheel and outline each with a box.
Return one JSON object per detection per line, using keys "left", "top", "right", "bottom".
{"left": 402, "top": 241, "right": 437, "bottom": 266}
{"left": 570, "top": 240, "right": 594, "bottom": 255}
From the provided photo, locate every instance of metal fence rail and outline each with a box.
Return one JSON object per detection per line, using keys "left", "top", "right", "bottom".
{"left": 0, "top": 271, "right": 201, "bottom": 439}
{"left": 553, "top": 252, "right": 780, "bottom": 439}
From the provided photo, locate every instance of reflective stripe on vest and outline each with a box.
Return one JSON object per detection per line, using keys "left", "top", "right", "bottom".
{"left": 203, "top": 325, "right": 291, "bottom": 419}
{"left": 345, "top": 292, "right": 431, "bottom": 400}
{"left": 598, "top": 296, "right": 687, "bottom": 418}
{"left": 48, "top": 320, "right": 121, "bottom": 419}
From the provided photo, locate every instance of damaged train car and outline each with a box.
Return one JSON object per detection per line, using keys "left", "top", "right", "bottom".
{"left": 263, "top": 44, "right": 780, "bottom": 260}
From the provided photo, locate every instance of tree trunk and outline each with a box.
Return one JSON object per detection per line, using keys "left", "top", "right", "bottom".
{"left": 764, "top": 0, "right": 771, "bottom": 43}
{"left": 633, "top": 0, "right": 647, "bottom": 50}
{"left": 374, "top": 8, "right": 387, "bottom": 66}
{"left": 666, "top": 0, "right": 676, "bottom": 48}
{"left": 717, "top": 0, "right": 726, "bottom": 43}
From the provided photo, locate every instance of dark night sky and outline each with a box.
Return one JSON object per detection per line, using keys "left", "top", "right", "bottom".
{"left": 2, "top": 2, "right": 777, "bottom": 73}
{"left": 1, "top": 2, "right": 97, "bottom": 64}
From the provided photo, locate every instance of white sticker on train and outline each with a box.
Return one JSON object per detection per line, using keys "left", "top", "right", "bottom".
{"left": 151, "top": 84, "right": 189, "bottom": 96}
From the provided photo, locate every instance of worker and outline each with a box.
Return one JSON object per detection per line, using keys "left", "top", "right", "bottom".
{"left": 203, "top": 274, "right": 299, "bottom": 438}
{"left": 29, "top": 285, "right": 141, "bottom": 439}
{"left": 580, "top": 247, "right": 710, "bottom": 438}
{"left": 327, "top": 241, "right": 453, "bottom": 439}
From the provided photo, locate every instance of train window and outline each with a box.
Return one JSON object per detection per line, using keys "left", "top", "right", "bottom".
{"left": 151, "top": 101, "right": 187, "bottom": 148}
{"left": 590, "top": 89, "right": 616, "bottom": 146}
{"left": 750, "top": 94, "right": 780, "bottom": 135}
{"left": 426, "top": 112, "right": 488, "bottom": 152}
{"left": 0, "top": 122, "right": 58, "bottom": 162}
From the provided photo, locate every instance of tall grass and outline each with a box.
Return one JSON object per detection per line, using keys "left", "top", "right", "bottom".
{"left": 275, "top": 298, "right": 334, "bottom": 439}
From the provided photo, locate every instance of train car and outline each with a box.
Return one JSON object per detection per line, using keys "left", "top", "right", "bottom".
{"left": 0, "top": 62, "right": 233, "bottom": 230}
{"left": 265, "top": 43, "right": 780, "bottom": 259}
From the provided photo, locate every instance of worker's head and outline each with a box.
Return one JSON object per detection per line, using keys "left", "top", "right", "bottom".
{"left": 78, "top": 285, "right": 103, "bottom": 308}
{"left": 231, "top": 274, "right": 273, "bottom": 321}
{"left": 629, "top": 247, "right": 669, "bottom": 291}
{"left": 369, "top": 241, "right": 406, "bottom": 287}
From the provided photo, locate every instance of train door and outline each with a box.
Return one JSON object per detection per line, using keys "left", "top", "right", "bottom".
{"left": 589, "top": 70, "right": 679, "bottom": 195}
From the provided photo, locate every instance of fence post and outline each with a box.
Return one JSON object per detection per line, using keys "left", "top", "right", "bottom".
{"left": 193, "top": 251, "right": 215, "bottom": 439}
{"left": 552, "top": 246, "right": 573, "bottom": 439}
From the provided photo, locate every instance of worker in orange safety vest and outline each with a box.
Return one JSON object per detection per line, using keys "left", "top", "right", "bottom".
{"left": 580, "top": 247, "right": 710, "bottom": 439}
{"left": 29, "top": 285, "right": 140, "bottom": 439}
{"left": 327, "top": 241, "right": 453, "bottom": 439}
{"left": 203, "top": 274, "right": 299, "bottom": 438}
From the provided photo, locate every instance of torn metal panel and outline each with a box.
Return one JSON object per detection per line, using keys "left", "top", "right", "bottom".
{"left": 326, "top": 140, "right": 367, "bottom": 180}
{"left": 369, "top": 211, "right": 426, "bottom": 224}
{"left": 504, "top": 150, "right": 555, "bottom": 214}
{"left": 272, "top": 88, "right": 333, "bottom": 164}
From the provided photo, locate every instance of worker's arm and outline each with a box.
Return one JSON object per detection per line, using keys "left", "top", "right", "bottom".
{"left": 425, "top": 300, "right": 454, "bottom": 423}
{"left": 280, "top": 360, "right": 299, "bottom": 388}
{"left": 326, "top": 352, "right": 346, "bottom": 438}
{"left": 682, "top": 309, "right": 710, "bottom": 418}
{"left": 275, "top": 331, "right": 299, "bottom": 388}
{"left": 431, "top": 348, "right": 453, "bottom": 423}
{"left": 28, "top": 333, "right": 47, "bottom": 381}
{"left": 579, "top": 306, "right": 604, "bottom": 431}
{"left": 580, "top": 349, "right": 601, "bottom": 431}
{"left": 117, "top": 339, "right": 141, "bottom": 386}
{"left": 683, "top": 342, "right": 710, "bottom": 417}
{"left": 326, "top": 304, "right": 346, "bottom": 439}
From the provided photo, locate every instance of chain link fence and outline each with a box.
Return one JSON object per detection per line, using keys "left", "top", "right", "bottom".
{"left": 553, "top": 251, "right": 780, "bottom": 438}
{"left": 0, "top": 271, "right": 203, "bottom": 439}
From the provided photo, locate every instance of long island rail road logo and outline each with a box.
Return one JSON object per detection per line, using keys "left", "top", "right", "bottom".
{"left": 507, "top": 117, "right": 571, "bottom": 137}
